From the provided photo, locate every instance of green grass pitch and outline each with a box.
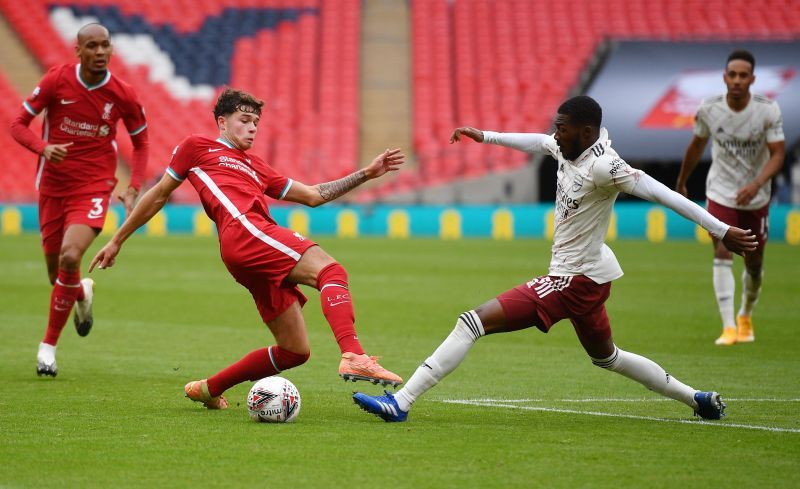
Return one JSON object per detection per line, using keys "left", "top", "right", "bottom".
{"left": 1, "top": 235, "right": 798, "bottom": 488}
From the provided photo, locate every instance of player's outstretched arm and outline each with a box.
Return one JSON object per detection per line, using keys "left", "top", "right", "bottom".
{"left": 675, "top": 135, "right": 708, "bottom": 196}
{"left": 89, "top": 173, "right": 181, "bottom": 271}
{"left": 452, "top": 126, "right": 553, "bottom": 154}
{"left": 450, "top": 127, "right": 484, "bottom": 143}
{"left": 284, "top": 148, "right": 405, "bottom": 207}
{"left": 629, "top": 173, "right": 757, "bottom": 254}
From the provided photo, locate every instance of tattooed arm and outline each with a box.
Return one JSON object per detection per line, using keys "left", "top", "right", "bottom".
{"left": 283, "top": 148, "right": 405, "bottom": 207}
{"left": 316, "top": 169, "right": 369, "bottom": 202}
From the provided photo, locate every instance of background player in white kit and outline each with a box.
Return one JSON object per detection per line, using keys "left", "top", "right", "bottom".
{"left": 676, "top": 50, "right": 785, "bottom": 346}
{"left": 352, "top": 96, "right": 757, "bottom": 422}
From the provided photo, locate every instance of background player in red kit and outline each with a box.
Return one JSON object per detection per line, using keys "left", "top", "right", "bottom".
{"left": 9, "top": 23, "right": 148, "bottom": 377}
{"left": 90, "top": 88, "right": 404, "bottom": 409}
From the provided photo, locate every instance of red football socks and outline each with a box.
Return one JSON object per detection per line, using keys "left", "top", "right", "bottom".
{"left": 316, "top": 262, "right": 365, "bottom": 355}
{"left": 42, "top": 269, "right": 82, "bottom": 346}
{"left": 206, "top": 346, "right": 309, "bottom": 397}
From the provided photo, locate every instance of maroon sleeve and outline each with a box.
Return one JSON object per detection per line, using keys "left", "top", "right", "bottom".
{"left": 22, "top": 66, "right": 58, "bottom": 116}
{"left": 11, "top": 68, "right": 59, "bottom": 155}
{"left": 121, "top": 86, "right": 148, "bottom": 136}
{"left": 128, "top": 130, "right": 149, "bottom": 190}
{"left": 261, "top": 161, "right": 291, "bottom": 200}
{"left": 9, "top": 108, "right": 47, "bottom": 155}
{"left": 166, "top": 136, "right": 199, "bottom": 181}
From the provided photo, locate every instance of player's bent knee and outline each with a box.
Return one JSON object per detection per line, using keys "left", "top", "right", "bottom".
{"left": 58, "top": 248, "right": 83, "bottom": 270}
{"left": 316, "top": 262, "right": 349, "bottom": 289}
{"left": 272, "top": 346, "right": 310, "bottom": 371}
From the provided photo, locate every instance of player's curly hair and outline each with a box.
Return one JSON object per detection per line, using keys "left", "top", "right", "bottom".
{"left": 213, "top": 87, "right": 264, "bottom": 120}
{"left": 557, "top": 95, "right": 602, "bottom": 128}
{"left": 727, "top": 49, "right": 755, "bottom": 71}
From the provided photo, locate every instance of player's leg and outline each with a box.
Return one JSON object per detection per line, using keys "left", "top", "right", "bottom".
{"left": 37, "top": 223, "right": 97, "bottom": 376}
{"left": 287, "top": 245, "right": 362, "bottom": 354}
{"left": 393, "top": 299, "right": 511, "bottom": 408}
{"left": 287, "top": 245, "right": 402, "bottom": 386}
{"left": 575, "top": 311, "right": 725, "bottom": 419}
{"left": 353, "top": 284, "right": 542, "bottom": 422}
{"left": 736, "top": 206, "right": 768, "bottom": 343}
{"left": 712, "top": 237, "right": 737, "bottom": 345}
{"left": 707, "top": 200, "right": 738, "bottom": 346}
{"left": 186, "top": 301, "right": 311, "bottom": 410}
{"left": 44, "top": 253, "right": 59, "bottom": 285}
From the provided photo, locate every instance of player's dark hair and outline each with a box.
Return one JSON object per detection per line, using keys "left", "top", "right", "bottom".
{"left": 727, "top": 49, "right": 755, "bottom": 71}
{"left": 213, "top": 88, "right": 263, "bottom": 120}
{"left": 557, "top": 95, "right": 602, "bottom": 128}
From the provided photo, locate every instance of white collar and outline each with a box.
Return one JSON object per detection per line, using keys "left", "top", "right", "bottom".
{"left": 75, "top": 64, "right": 111, "bottom": 91}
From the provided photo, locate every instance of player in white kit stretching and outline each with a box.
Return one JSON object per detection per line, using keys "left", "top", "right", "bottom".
{"left": 676, "top": 49, "right": 785, "bottom": 346}
{"left": 353, "top": 95, "right": 757, "bottom": 422}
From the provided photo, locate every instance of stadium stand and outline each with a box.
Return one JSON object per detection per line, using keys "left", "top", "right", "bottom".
{"left": 0, "top": 70, "right": 44, "bottom": 202}
{"left": 0, "top": 0, "right": 359, "bottom": 202}
{"left": 402, "top": 0, "right": 800, "bottom": 196}
{"left": 1, "top": 0, "right": 798, "bottom": 202}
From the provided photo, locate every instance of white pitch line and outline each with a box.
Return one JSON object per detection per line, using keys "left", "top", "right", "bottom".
{"left": 447, "top": 398, "right": 800, "bottom": 403}
{"left": 439, "top": 399, "right": 800, "bottom": 434}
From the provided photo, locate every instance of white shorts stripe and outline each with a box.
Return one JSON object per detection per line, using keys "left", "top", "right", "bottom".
{"left": 190, "top": 167, "right": 301, "bottom": 261}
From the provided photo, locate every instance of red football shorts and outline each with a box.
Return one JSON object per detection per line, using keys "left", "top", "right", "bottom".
{"left": 707, "top": 199, "right": 769, "bottom": 249}
{"left": 219, "top": 211, "right": 317, "bottom": 323}
{"left": 38, "top": 191, "right": 111, "bottom": 254}
{"left": 496, "top": 275, "right": 612, "bottom": 344}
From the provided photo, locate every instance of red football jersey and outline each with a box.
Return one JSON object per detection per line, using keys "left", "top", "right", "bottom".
{"left": 23, "top": 63, "right": 147, "bottom": 197}
{"left": 167, "top": 135, "right": 292, "bottom": 233}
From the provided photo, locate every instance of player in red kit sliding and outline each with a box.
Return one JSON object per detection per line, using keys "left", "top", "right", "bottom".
{"left": 90, "top": 88, "right": 404, "bottom": 409}
{"left": 10, "top": 23, "right": 148, "bottom": 377}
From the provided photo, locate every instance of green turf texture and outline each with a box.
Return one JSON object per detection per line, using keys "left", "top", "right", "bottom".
{"left": 1, "top": 235, "right": 798, "bottom": 488}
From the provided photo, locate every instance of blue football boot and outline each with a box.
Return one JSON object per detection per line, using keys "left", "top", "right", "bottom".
{"left": 353, "top": 390, "right": 408, "bottom": 422}
{"left": 694, "top": 391, "right": 726, "bottom": 420}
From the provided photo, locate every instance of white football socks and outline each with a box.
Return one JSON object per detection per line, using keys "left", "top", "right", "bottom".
{"left": 592, "top": 347, "right": 697, "bottom": 408}
{"left": 394, "top": 311, "right": 484, "bottom": 412}
{"left": 739, "top": 269, "right": 762, "bottom": 317}
{"left": 713, "top": 258, "right": 735, "bottom": 328}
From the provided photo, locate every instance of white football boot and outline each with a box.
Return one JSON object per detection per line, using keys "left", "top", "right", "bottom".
{"left": 36, "top": 342, "right": 57, "bottom": 377}
{"left": 73, "top": 278, "right": 94, "bottom": 337}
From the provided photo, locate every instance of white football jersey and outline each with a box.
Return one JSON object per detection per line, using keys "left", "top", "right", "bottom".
{"left": 483, "top": 128, "right": 642, "bottom": 284}
{"left": 694, "top": 94, "right": 784, "bottom": 209}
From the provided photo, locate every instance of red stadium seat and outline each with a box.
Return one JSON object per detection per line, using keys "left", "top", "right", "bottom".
{"left": 402, "top": 0, "right": 800, "bottom": 198}
{"left": 0, "top": 0, "right": 361, "bottom": 203}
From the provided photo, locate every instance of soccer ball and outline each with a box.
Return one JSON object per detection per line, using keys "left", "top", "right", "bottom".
{"left": 247, "top": 376, "right": 301, "bottom": 423}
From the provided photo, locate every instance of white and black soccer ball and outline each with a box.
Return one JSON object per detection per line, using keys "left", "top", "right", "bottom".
{"left": 247, "top": 376, "right": 301, "bottom": 423}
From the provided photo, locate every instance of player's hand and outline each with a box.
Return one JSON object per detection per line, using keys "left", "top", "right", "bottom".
{"left": 721, "top": 226, "right": 758, "bottom": 256}
{"left": 364, "top": 148, "right": 405, "bottom": 179}
{"left": 674, "top": 182, "right": 688, "bottom": 197}
{"left": 42, "top": 142, "right": 73, "bottom": 163}
{"left": 89, "top": 241, "right": 121, "bottom": 272}
{"left": 118, "top": 186, "right": 139, "bottom": 220}
{"left": 735, "top": 182, "right": 760, "bottom": 206}
{"left": 450, "top": 127, "right": 484, "bottom": 144}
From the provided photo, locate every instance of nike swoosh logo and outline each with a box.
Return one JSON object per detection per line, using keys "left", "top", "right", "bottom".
{"left": 328, "top": 301, "right": 350, "bottom": 307}
{"left": 60, "top": 99, "right": 77, "bottom": 105}
{"left": 54, "top": 306, "right": 70, "bottom": 311}
{"left": 208, "top": 148, "right": 223, "bottom": 152}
